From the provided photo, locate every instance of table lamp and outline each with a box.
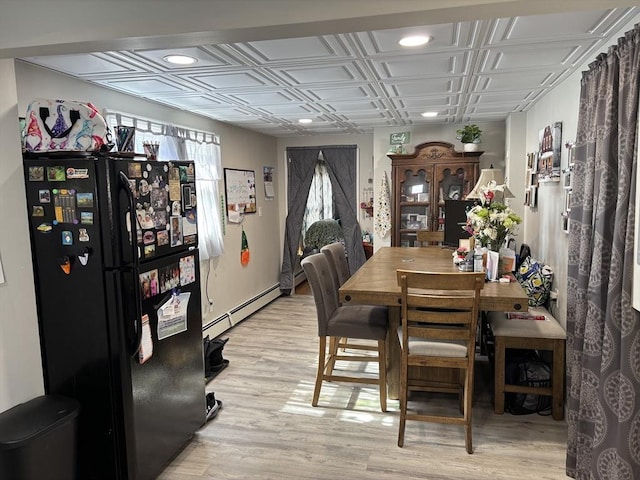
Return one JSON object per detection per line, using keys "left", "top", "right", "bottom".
{"left": 466, "top": 166, "right": 515, "bottom": 201}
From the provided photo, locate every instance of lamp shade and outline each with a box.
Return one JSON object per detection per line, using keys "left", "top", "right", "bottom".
{"left": 466, "top": 168, "right": 515, "bottom": 200}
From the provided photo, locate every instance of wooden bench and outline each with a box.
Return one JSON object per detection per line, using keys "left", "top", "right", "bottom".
{"left": 488, "top": 307, "right": 566, "bottom": 420}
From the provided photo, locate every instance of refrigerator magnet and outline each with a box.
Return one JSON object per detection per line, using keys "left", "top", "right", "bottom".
{"left": 152, "top": 210, "right": 167, "bottom": 229}
{"left": 151, "top": 188, "right": 168, "bottom": 211}
{"left": 59, "top": 256, "right": 72, "bottom": 275}
{"left": 80, "top": 212, "right": 94, "bottom": 224}
{"left": 76, "top": 193, "right": 94, "bottom": 208}
{"left": 139, "top": 179, "right": 150, "bottom": 196}
{"left": 46, "top": 166, "right": 66, "bottom": 181}
{"left": 66, "top": 167, "right": 89, "bottom": 179}
{"left": 181, "top": 184, "right": 194, "bottom": 210}
{"left": 78, "top": 248, "right": 90, "bottom": 265}
{"left": 128, "top": 162, "right": 142, "bottom": 178}
{"left": 179, "top": 255, "right": 195, "bottom": 285}
{"left": 36, "top": 223, "right": 52, "bottom": 233}
{"left": 32, "top": 205, "right": 45, "bottom": 217}
{"left": 28, "top": 166, "right": 45, "bottom": 181}
{"left": 62, "top": 231, "right": 73, "bottom": 245}
{"left": 78, "top": 228, "right": 89, "bottom": 242}
{"left": 144, "top": 244, "right": 155, "bottom": 258}
{"left": 183, "top": 210, "right": 197, "bottom": 238}
{"left": 156, "top": 230, "right": 169, "bottom": 246}
{"left": 143, "top": 231, "right": 156, "bottom": 245}
{"left": 39, "top": 190, "right": 51, "bottom": 203}
{"left": 170, "top": 216, "right": 183, "bottom": 247}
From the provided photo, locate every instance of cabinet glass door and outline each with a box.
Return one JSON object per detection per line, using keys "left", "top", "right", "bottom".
{"left": 399, "top": 168, "right": 431, "bottom": 246}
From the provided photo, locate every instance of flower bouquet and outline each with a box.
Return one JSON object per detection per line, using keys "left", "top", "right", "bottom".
{"left": 464, "top": 181, "right": 522, "bottom": 251}
{"left": 452, "top": 246, "right": 470, "bottom": 264}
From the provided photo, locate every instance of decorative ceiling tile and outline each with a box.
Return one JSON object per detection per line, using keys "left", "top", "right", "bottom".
{"left": 17, "top": 7, "right": 638, "bottom": 136}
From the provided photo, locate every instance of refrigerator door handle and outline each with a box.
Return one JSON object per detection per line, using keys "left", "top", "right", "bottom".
{"left": 118, "top": 171, "right": 143, "bottom": 357}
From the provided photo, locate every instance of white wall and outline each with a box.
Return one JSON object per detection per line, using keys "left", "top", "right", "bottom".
{"left": 0, "top": 61, "right": 282, "bottom": 413}
{"left": 0, "top": 60, "right": 45, "bottom": 410}
{"left": 519, "top": 79, "right": 578, "bottom": 328}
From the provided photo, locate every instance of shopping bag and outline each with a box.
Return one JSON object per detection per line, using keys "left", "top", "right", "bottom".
{"left": 515, "top": 256, "right": 553, "bottom": 306}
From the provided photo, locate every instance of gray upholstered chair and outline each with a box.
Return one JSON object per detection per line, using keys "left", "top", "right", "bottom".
{"left": 320, "top": 241, "right": 355, "bottom": 373}
{"left": 396, "top": 269, "right": 484, "bottom": 453}
{"left": 320, "top": 241, "right": 351, "bottom": 291}
{"left": 301, "top": 253, "right": 388, "bottom": 412}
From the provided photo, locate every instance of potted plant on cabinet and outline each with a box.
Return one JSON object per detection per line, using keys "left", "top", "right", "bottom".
{"left": 456, "top": 124, "right": 482, "bottom": 152}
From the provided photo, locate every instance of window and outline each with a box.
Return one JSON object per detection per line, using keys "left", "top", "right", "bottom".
{"left": 105, "top": 111, "right": 224, "bottom": 260}
{"left": 302, "top": 158, "right": 333, "bottom": 237}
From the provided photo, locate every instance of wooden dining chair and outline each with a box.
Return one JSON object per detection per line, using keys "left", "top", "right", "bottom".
{"left": 301, "top": 253, "right": 388, "bottom": 412}
{"left": 396, "top": 269, "right": 484, "bottom": 453}
{"left": 416, "top": 230, "right": 444, "bottom": 247}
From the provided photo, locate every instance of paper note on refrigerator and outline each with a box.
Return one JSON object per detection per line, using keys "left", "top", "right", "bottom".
{"left": 138, "top": 314, "right": 153, "bottom": 364}
{"left": 157, "top": 292, "right": 190, "bottom": 340}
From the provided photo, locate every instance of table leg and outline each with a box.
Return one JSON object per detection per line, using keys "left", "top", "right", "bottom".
{"left": 551, "top": 339, "right": 565, "bottom": 420}
{"left": 386, "top": 306, "right": 401, "bottom": 400}
{"left": 494, "top": 336, "right": 506, "bottom": 414}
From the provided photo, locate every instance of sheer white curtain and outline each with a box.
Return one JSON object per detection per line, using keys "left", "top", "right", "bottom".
{"left": 186, "top": 140, "right": 224, "bottom": 260}
{"left": 301, "top": 158, "right": 333, "bottom": 236}
{"left": 105, "top": 111, "right": 224, "bottom": 260}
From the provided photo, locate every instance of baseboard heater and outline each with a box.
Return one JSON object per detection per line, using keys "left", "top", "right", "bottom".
{"left": 202, "top": 282, "right": 283, "bottom": 334}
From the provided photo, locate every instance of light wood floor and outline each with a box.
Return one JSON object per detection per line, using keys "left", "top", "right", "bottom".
{"left": 158, "top": 293, "right": 569, "bottom": 480}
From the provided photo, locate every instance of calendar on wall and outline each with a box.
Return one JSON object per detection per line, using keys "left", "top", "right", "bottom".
{"left": 224, "top": 168, "right": 257, "bottom": 217}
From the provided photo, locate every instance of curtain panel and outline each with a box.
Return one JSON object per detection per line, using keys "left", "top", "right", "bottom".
{"left": 279, "top": 145, "right": 364, "bottom": 293}
{"left": 566, "top": 24, "right": 639, "bottom": 479}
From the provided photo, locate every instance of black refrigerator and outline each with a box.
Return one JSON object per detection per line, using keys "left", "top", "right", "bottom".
{"left": 22, "top": 153, "right": 205, "bottom": 480}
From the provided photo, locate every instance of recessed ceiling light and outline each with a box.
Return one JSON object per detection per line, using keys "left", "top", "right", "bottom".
{"left": 163, "top": 55, "right": 198, "bottom": 65}
{"left": 399, "top": 35, "right": 432, "bottom": 47}
{"left": 421, "top": 111, "right": 438, "bottom": 117}
{"left": 298, "top": 118, "right": 313, "bottom": 124}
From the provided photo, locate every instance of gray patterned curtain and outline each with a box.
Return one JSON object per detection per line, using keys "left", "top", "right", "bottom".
{"left": 566, "top": 24, "right": 639, "bottom": 479}
{"left": 279, "top": 145, "right": 363, "bottom": 293}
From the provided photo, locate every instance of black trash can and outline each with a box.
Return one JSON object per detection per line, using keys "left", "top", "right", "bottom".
{"left": 0, "top": 395, "right": 80, "bottom": 480}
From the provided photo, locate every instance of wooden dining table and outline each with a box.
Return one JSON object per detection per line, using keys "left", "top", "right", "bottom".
{"left": 339, "top": 246, "right": 529, "bottom": 399}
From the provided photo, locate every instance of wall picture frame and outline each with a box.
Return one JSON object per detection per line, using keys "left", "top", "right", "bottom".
{"left": 537, "top": 121, "right": 562, "bottom": 182}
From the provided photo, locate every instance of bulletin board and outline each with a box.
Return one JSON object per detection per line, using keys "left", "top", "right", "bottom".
{"left": 223, "top": 168, "right": 257, "bottom": 216}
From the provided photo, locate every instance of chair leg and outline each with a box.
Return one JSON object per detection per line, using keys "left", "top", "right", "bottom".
{"left": 377, "top": 340, "right": 387, "bottom": 412}
{"left": 397, "top": 358, "right": 407, "bottom": 447}
{"left": 464, "top": 367, "right": 473, "bottom": 454}
{"left": 326, "top": 337, "right": 339, "bottom": 376}
{"left": 458, "top": 369, "right": 464, "bottom": 414}
{"left": 312, "top": 337, "right": 327, "bottom": 407}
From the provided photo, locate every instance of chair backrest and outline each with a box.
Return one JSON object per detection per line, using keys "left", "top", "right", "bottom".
{"left": 397, "top": 270, "right": 484, "bottom": 355}
{"left": 301, "top": 253, "right": 340, "bottom": 337}
{"left": 416, "top": 230, "right": 445, "bottom": 247}
{"left": 320, "top": 242, "right": 350, "bottom": 290}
